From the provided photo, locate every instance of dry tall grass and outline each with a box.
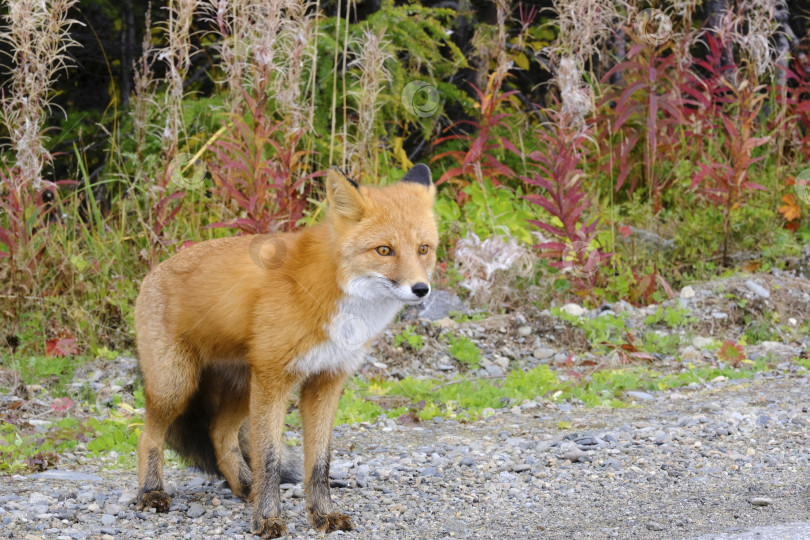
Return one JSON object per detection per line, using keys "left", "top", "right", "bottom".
{"left": 347, "top": 28, "right": 393, "bottom": 180}
{"left": 162, "top": 0, "right": 201, "bottom": 158}
{"left": 1, "top": 0, "right": 80, "bottom": 189}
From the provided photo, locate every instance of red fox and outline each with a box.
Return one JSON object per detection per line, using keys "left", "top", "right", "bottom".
{"left": 133, "top": 164, "right": 437, "bottom": 538}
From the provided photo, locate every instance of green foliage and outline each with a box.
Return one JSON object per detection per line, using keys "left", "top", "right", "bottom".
{"left": 641, "top": 331, "right": 683, "bottom": 356}
{"left": 742, "top": 320, "right": 780, "bottom": 344}
{"left": 644, "top": 304, "right": 696, "bottom": 328}
{"left": 333, "top": 355, "right": 781, "bottom": 425}
{"left": 435, "top": 179, "right": 534, "bottom": 246}
{"left": 448, "top": 311, "right": 488, "bottom": 323}
{"left": 393, "top": 325, "right": 425, "bottom": 351}
{"left": 444, "top": 333, "right": 482, "bottom": 370}
{"left": 553, "top": 305, "right": 689, "bottom": 358}
{"left": 553, "top": 308, "right": 628, "bottom": 347}
{"left": 5, "top": 355, "right": 77, "bottom": 395}
{"left": 85, "top": 417, "right": 141, "bottom": 462}
{"left": 0, "top": 417, "right": 94, "bottom": 474}
{"left": 796, "top": 357, "right": 810, "bottom": 371}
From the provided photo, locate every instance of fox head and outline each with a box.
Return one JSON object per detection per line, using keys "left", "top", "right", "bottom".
{"left": 326, "top": 164, "right": 439, "bottom": 305}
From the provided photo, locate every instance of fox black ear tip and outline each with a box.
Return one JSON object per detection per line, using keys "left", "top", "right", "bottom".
{"left": 400, "top": 163, "right": 432, "bottom": 187}
{"left": 327, "top": 166, "right": 359, "bottom": 188}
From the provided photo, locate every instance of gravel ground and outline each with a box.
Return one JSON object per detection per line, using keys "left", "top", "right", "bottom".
{"left": 3, "top": 369, "right": 809, "bottom": 540}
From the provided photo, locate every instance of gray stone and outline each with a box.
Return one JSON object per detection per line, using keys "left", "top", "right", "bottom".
{"left": 100, "top": 514, "right": 116, "bottom": 526}
{"left": 417, "top": 290, "right": 466, "bottom": 321}
{"left": 744, "top": 280, "right": 770, "bottom": 299}
{"left": 749, "top": 497, "right": 773, "bottom": 507}
{"left": 517, "top": 326, "right": 532, "bottom": 337}
{"left": 483, "top": 364, "right": 505, "bottom": 377}
{"left": 29, "top": 470, "right": 103, "bottom": 482}
{"left": 558, "top": 442, "right": 588, "bottom": 462}
{"left": 186, "top": 503, "right": 205, "bottom": 518}
{"left": 627, "top": 390, "right": 654, "bottom": 401}
{"left": 757, "top": 415, "right": 771, "bottom": 426}
{"left": 118, "top": 490, "right": 138, "bottom": 506}
{"left": 213, "top": 507, "right": 230, "bottom": 518}
{"left": 532, "top": 348, "right": 555, "bottom": 360}
{"left": 77, "top": 491, "right": 96, "bottom": 503}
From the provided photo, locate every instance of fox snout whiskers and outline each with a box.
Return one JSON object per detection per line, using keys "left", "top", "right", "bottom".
{"left": 386, "top": 280, "right": 430, "bottom": 304}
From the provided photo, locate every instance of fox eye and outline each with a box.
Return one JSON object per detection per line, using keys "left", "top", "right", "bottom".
{"left": 418, "top": 245, "right": 429, "bottom": 255}
{"left": 376, "top": 246, "right": 393, "bottom": 256}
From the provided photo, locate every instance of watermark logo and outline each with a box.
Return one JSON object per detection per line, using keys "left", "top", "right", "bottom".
{"left": 561, "top": 240, "right": 602, "bottom": 279}
{"left": 635, "top": 8, "right": 673, "bottom": 47}
{"left": 249, "top": 234, "right": 288, "bottom": 270}
{"left": 331, "top": 313, "right": 369, "bottom": 351}
{"left": 796, "top": 168, "right": 810, "bottom": 205}
{"left": 168, "top": 152, "right": 207, "bottom": 190}
{"left": 401, "top": 81, "right": 440, "bottom": 118}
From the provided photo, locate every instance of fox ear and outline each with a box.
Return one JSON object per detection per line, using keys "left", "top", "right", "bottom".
{"left": 400, "top": 163, "right": 432, "bottom": 188}
{"left": 326, "top": 167, "right": 365, "bottom": 221}
{"left": 400, "top": 163, "right": 435, "bottom": 200}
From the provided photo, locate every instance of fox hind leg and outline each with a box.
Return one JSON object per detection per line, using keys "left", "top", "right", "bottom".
{"left": 136, "top": 343, "right": 198, "bottom": 512}
{"left": 300, "top": 370, "right": 354, "bottom": 533}
{"left": 210, "top": 382, "right": 252, "bottom": 499}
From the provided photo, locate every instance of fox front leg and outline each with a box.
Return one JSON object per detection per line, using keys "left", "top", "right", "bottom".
{"left": 299, "top": 370, "right": 354, "bottom": 533}
{"left": 249, "top": 377, "right": 294, "bottom": 538}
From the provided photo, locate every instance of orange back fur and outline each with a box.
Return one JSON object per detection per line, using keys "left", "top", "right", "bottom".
{"left": 134, "top": 167, "right": 438, "bottom": 376}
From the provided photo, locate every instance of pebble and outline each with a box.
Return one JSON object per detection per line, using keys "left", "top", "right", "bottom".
{"left": 680, "top": 285, "right": 696, "bottom": 298}
{"left": 692, "top": 336, "right": 713, "bottom": 349}
{"left": 532, "top": 347, "right": 555, "bottom": 360}
{"left": 749, "top": 497, "right": 773, "bottom": 507}
{"left": 626, "top": 390, "right": 654, "bottom": 401}
{"left": 561, "top": 303, "right": 586, "bottom": 317}
{"left": 517, "top": 325, "right": 532, "bottom": 337}
{"left": 187, "top": 502, "right": 205, "bottom": 518}
{"left": 744, "top": 279, "right": 770, "bottom": 299}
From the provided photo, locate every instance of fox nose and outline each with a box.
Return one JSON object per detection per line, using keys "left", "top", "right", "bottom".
{"left": 411, "top": 283, "right": 430, "bottom": 298}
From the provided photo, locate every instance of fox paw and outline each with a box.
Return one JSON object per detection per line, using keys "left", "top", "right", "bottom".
{"left": 136, "top": 490, "right": 171, "bottom": 513}
{"left": 252, "top": 517, "right": 288, "bottom": 539}
{"left": 310, "top": 511, "right": 354, "bottom": 533}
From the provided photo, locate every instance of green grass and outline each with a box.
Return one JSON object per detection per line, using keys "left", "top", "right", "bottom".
{"left": 0, "top": 351, "right": 793, "bottom": 474}
{"left": 393, "top": 325, "right": 425, "bottom": 351}
{"left": 445, "top": 333, "right": 482, "bottom": 369}
{"left": 644, "top": 304, "right": 697, "bottom": 328}
{"left": 333, "top": 355, "right": 776, "bottom": 424}
{"left": 795, "top": 357, "right": 810, "bottom": 371}
{"left": 5, "top": 355, "right": 80, "bottom": 396}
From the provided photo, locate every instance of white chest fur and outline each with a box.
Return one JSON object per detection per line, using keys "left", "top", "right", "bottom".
{"left": 288, "top": 277, "right": 403, "bottom": 377}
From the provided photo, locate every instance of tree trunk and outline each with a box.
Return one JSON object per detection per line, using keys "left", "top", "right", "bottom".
{"left": 705, "top": 0, "right": 732, "bottom": 67}
{"left": 120, "top": 0, "right": 135, "bottom": 106}
{"left": 772, "top": 0, "right": 795, "bottom": 87}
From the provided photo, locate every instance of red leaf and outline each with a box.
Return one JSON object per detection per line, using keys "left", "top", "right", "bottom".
{"left": 51, "top": 397, "right": 75, "bottom": 412}
{"left": 46, "top": 336, "right": 78, "bottom": 357}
